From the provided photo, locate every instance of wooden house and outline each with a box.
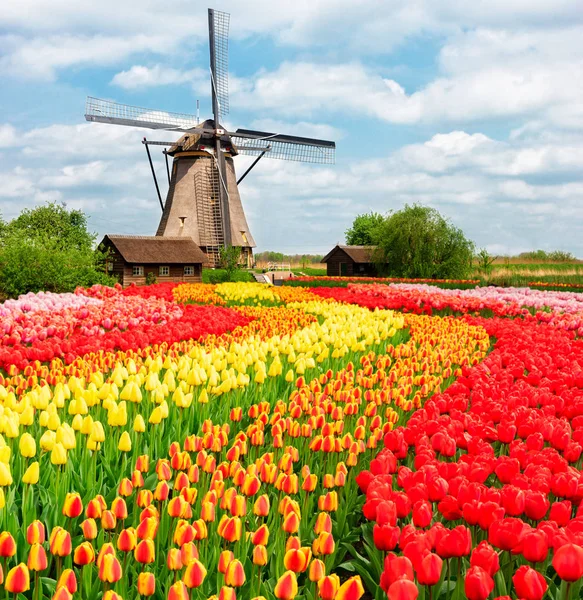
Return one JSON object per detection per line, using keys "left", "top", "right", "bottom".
{"left": 99, "top": 235, "right": 207, "bottom": 287}
{"left": 321, "top": 245, "right": 377, "bottom": 277}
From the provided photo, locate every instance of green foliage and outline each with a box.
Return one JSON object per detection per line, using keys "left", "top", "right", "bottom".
{"left": 202, "top": 269, "right": 254, "bottom": 284}
{"left": 345, "top": 212, "right": 385, "bottom": 246}
{"left": 0, "top": 202, "right": 116, "bottom": 298}
{"left": 375, "top": 204, "right": 475, "bottom": 279}
{"left": 219, "top": 245, "right": 243, "bottom": 281}
{"left": 1, "top": 202, "right": 95, "bottom": 251}
{"left": 254, "top": 251, "right": 324, "bottom": 265}
{"left": 517, "top": 249, "right": 577, "bottom": 262}
{"left": 145, "top": 272, "right": 157, "bottom": 285}
{"left": 475, "top": 248, "right": 497, "bottom": 275}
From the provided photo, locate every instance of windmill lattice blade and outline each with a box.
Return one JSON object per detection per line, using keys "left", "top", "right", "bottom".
{"left": 209, "top": 9, "right": 230, "bottom": 119}
{"left": 85, "top": 97, "right": 198, "bottom": 132}
{"left": 232, "top": 129, "right": 335, "bottom": 164}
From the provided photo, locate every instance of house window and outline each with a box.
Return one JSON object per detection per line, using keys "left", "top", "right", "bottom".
{"left": 159, "top": 266, "right": 170, "bottom": 276}
{"left": 132, "top": 266, "right": 144, "bottom": 277}
{"left": 184, "top": 266, "right": 195, "bottom": 276}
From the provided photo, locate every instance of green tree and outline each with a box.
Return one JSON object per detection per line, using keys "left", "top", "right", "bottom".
{"left": 345, "top": 212, "right": 385, "bottom": 246}
{"left": 219, "top": 245, "right": 243, "bottom": 281}
{"left": 0, "top": 202, "right": 116, "bottom": 298}
{"left": 374, "top": 204, "right": 475, "bottom": 279}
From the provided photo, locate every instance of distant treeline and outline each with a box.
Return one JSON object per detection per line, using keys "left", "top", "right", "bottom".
{"left": 254, "top": 251, "right": 324, "bottom": 265}
{"left": 497, "top": 250, "right": 579, "bottom": 263}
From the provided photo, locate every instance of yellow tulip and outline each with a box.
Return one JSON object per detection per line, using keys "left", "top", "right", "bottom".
{"left": 19, "top": 433, "right": 36, "bottom": 458}
{"left": 0, "top": 462, "right": 13, "bottom": 485}
{"left": 118, "top": 432, "right": 132, "bottom": 452}
{"left": 133, "top": 415, "right": 146, "bottom": 433}
{"left": 22, "top": 462, "right": 39, "bottom": 485}
{"left": 50, "top": 443, "right": 67, "bottom": 466}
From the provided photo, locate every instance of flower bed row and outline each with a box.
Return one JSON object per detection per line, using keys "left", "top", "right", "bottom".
{"left": 357, "top": 313, "right": 583, "bottom": 599}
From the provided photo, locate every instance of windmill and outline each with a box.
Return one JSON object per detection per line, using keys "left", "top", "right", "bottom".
{"left": 85, "top": 8, "right": 336, "bottom": 267}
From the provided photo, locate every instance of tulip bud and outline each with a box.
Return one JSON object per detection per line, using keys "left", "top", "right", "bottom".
{"left": 57, "top": 569, "right": 77, "bottom": 594}
{"left": 167, "top": 548, "right": 183, "bottom": 571}
{"left": 118, "top": 431, "right": 132, "bottom": 452}
{"left": 183, "top": 558, "right": 207, "bottom": 588}
{"left": 74, "top": 542, "right": 95, "bottom": 566}
{"left": 49, "top": 527, "right": 72, "bottom": 557}
{"left": 0, "top": 532, "right": 17, "bottom": 558}
{"left": 218, "top": 550, "right": 235, "bottom": 574}
{"left": 134, "top": 539, "right": 155, "bottom": 564}
{"left": 98, "top": 553, "right": 122, "bottom": 583}
{"left": 5, "top": 563, "right": 30, "bottom": 593}
{"left": 63, "top": 492, "right": 83, "bottom": 518}
{"left": 309, "top": 558, "right": 326, "bottom": 582}
{"left": 168, "top": 581, "right": 190, "bottom": 600}
{"left": 274, "top": 571, "right": 298, "bottom": 600}
{"left": 22, "top": 461, "right": 40, "bottom": 484}
{"left": 335, "top": 576, "right": 365, "bottom": 600}
{"left": 27, "top": 521, "right": 46, "bottom": 545}
{"left": 80, "top": 518, "right": 98, "bottom": 540}
{"left": 225, "top": 559, "right": 245, "bottom": 587}
{"left": 19, "top": 433, "right": 36, "bottom": 458}
{"left": 137, "top": 572, "right": 155, "bottom": 596}
{"left": 52, "top": 586, "right": 73, "bottom": 600}
{"left": 27, "top": 544, "right": 48, "bottom": 571}
{"left": 253, "top": 545, "right": 268, "bottom": 566}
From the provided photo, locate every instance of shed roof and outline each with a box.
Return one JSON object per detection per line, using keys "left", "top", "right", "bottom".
{"left": 102, "top": 235, "right": 208, "bottom": 265}
{"left": 321, "top": 245, "right": 376, "bottom": 263}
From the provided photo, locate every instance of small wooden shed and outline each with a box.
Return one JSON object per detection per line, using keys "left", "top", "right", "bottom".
{"left": 321, "top": 245, "right": 377, "bottom": 277}
{"left": 99, "top": 235, "right": 207, "bottom": 287}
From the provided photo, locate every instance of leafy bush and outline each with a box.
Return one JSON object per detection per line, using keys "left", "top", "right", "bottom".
{"left": 374, "top": 204, "right": 475, "bottom": 279}
{"left": 0, "top": 202, "right": 116, "bottom": 298}
{"left": 345, "top": 212, "right": 384, "bottom": 246}
{"left": 203, "top": 269, "right": 253, "bottom": 284}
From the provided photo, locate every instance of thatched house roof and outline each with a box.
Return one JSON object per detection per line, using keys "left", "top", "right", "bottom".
{"left": 322, "top": 245, "right": 377, "bottom": 263}
{"left": 101, "top": 235, "right": 208, "bottom": 265}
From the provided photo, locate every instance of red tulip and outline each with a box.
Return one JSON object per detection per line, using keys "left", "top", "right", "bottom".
{"left": 464, "top": 566, "right": 494, "bottom": 600}
{"left": 512, "top": 565, "right": 548, "bottom": 600}
{"left": 552, "top": 543, "right": 583, "bottom": 582}
{"left": 416, "top": 552, "right": 442, "bottom": 586}
{"left": 387, "top": 579, "right": 418, "bottom": 600}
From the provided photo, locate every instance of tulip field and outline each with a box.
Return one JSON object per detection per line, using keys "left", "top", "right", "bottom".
{"left": 2, "top": 282, "right": 583, "bottom": 599}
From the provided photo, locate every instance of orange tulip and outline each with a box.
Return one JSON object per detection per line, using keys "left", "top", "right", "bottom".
{"left": 314, "top": 513, "right": 332, "bottom": 534}
{"left": 26, "top": 521, "right": 46, "bottom": 544}
{"left": 119, "top": 477, "right": 134, "bottom": 495}
{"left": 137, "top": 571, "right": 155, "bottom": 596}
{"left": 251, "top": 524, "right": 269, "bottom": 546}
{"left": 62, "top": 493, "right": 83, "bottom": 518}
{"left": 57, "top": 569, "right": 77, "bottom": 594}
{"left": 85, "top": 498, "right": 103, "bottom": 519}
{"left": 225, "top": 559, "right": 245, "bottom": 587}
{"left": 52, "top": 586, "right": 72, "bottom": 600}
{"left": 335, "top": 576, "right": 365, "bottom": 600}
{"left": 136, "top": 516, "right": 159, "bottom": 540}
{"left": 274, "top": 571, "right": 298, "bottom": 600}
{"left": 218, "top": 586, "right": 237, "bottom": 600}
{"left": 253, "top": 494, "right": 270, "bottom": 517}
{"left": 168, "top": 581, "right": 190, "bottom": 600}
{"left": 217, "top": 516, "right": 242, "bottom": 542}
{"left": 281, "top": 512, "right": 300, "bottom": 534}
{"left": 27, "top": 544, "right": 48, "bottom": 571}
{"left": 218, "top": 550, "right": 235, "bottom": 574}
{"left": 96, "top": 543, "right": 116, "bottom": 569}
{"left": 284, "top": 547, "right": 312, "bottom": 573}
{"left": 81, "top": 518, "right": 98, "bottom": 540}
{"left": 0, "top": 532, "right": 16, "bottom": 557}
{"left": 73, "top": 542, "right": 95, "bottom": 566}
{"left": 136, "top": 455, "right": 149, "bottom": 472}
{"left": 253, "top": 545, "right": 268, "bottom": 566}
{"left": 103, "top": 592, "right": 124, "bottom": 600}
{"left": 98, "top": 553, "right": 122, "bottom": 583}
{"left": 183, "top": 558, "right": 207, "bottom": 588}
{"left": 308, "top": 558, "right": 326, "bottom": 582}
{"left": 5, "top": 563, "right": 30, "bottom": 593}
{"left": 134, "top": 539, "right": 155, "bottom": 564}
{"left": 318, "top": 575, "right": 341, "bottom": 600}
{"left": 101, "top": 510, "right": 117, "bottom": 531}
{"left": 117, "top": 528, "right": 137, "bottom": 552}
{"left": 49, "top": 527, "right": 72, "bottom": 557}
{"left": 313, "top": 532, "right": 335, "bottom": 556}
{"left": 180, "top": 542, "right": 199, "bottom": 566}
{"left": 111, "top": 497, "right": 128, "bottom": 520}
{"left": 167, "top": 548, "right": 183, "bottom": 570}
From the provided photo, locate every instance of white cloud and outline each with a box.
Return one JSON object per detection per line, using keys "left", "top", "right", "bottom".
{"left": 0, "top": 33, "right": 172, "bottom": 80}
{"left": 111, "top": 65, "right": 207, "bottom": 90}
{"left": 249, "top": 118, "right": 343, "bottom": 141}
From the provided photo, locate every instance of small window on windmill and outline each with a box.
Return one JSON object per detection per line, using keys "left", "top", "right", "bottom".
{"left": 159, "top": 266, "right": 170, "bottom": 276}
{"left": 241, "top": 231, "right": 248, "bottom": 244}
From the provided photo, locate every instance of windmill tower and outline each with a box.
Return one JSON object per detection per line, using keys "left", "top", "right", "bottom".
{"left": 85, "top": 9, "right": 336, "bottom": 267}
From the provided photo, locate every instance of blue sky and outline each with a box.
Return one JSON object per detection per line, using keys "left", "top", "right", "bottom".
{"left": 2, "top": 1, "right": 583, "bottom": 255}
